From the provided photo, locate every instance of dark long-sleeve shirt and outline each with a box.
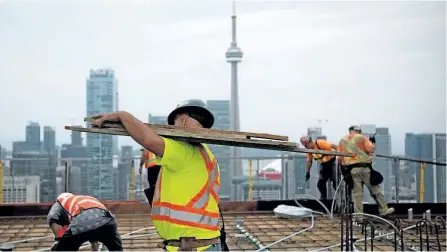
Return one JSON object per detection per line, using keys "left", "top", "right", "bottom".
{"left": 46, "top": 202, "right": 114, "bottom": 236}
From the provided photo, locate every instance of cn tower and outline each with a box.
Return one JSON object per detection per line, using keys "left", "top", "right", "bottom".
{"left": 225, "top": 0, "right": 243, "bottom": 177}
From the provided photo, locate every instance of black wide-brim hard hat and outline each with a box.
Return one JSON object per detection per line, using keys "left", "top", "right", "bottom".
{"left": 167, "top": 99, "right": 215, "bottom": 128}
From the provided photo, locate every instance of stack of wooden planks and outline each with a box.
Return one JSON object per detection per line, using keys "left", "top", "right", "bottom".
{"left": 64, "top": 118, "right": 354, "bottom": 157}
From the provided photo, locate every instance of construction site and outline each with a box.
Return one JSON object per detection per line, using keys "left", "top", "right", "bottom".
{"left": 0, "top": 0, "right": 445, "bottom": 251}
{"left": 0, "top": 121, "right": 446, "bottom": 251}
{"left": 0, "top": 193, "right": 445, "bottom": 251}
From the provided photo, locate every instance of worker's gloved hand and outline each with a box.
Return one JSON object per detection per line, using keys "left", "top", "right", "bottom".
{"left": 305, "top": 172, "right": 310, "bottom": 181}
{"left": 369, "top": 136, "right": 376, "bottom": 144}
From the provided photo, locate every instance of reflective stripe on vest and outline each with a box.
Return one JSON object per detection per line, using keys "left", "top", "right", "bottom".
{"left": 144, "top": 151, "right": 157, "bottom": 168}
{"left": 340, "top": 135, "right": 371, "bottom": 165}
{"left": 145, "top": 158, "right": 157, "bottom": 168}
{"left": 58, "top": 195, "right": 107, "bottom": 217}
{"left": 151, "top": 144, "right": 220, "bottom": 231}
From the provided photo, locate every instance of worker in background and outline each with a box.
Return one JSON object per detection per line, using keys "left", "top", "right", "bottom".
{"left": 139, "top": 148, "right": 162, "bottom": 205}
{"left": 337, "top": 125, "right": 395, "bottom": 219}
{"left": 47, "top": 192, "right": 123, "bottom": 251}
{"left": 90, "top": 99, "right": 228, "bottom": 251}
{"left": 300, "top": 136, "right": 338, "bottom": 200}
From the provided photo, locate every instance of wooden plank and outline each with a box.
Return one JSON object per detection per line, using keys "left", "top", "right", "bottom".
{"left": 95, "top": 122, "right": 247, "bottom": 140}
{"left": 83, "top": 118, "right": 289, "bottom": 141}
{"left": 65, "top": 126, "right": 355, "bottom": 157}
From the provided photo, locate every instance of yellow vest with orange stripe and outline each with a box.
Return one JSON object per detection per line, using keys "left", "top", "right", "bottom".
{"left": 57, "top": 195, "right": 107, "bottom": 217}
{"left": 339, "top": 133, "right": 372, "bottom": 165}
{"left": 144, "top": 150, "right": 157, "bottom": 168}
{"left": 151, "top": 144, "right": 220, "bottom": 242}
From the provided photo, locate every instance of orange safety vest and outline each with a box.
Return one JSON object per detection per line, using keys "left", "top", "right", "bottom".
{"left": 57, "top": 195, "right": 107, "bottom": 217}
{"left": 151, "top": 145, "right": 220, "bottom": 232}
{"left": 339, "top": 133, "right": 372, "bottom": 166}
{"left": 144, "top": 150, "right": 157, "bottom": 168}
{"left": 310, "top": 139, "right": 335, "bottom": 163}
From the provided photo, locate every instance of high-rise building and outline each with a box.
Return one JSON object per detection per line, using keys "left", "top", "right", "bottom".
{"left": 56, "top": 165, "right": 82, "bottom": 195}
{"left": 43, "top": 126, "right": 56, "bottom": 153}
{"left": 148, "top": 114, "right": 168, "bottom": 125}
{"left": 10, "top": 123, "right": 57, "bottom": 202}
{"left": 71, "top": 126, "right": 83, "bottom": 147}
{"left": 359, "top": 125, "right": 393, "bottom": 202}
{"left": 206, "top": 100, "right": 231, "bottom": 200}
{"left": 60, "top": 143, "right": 88, "bottom": 195}
{"left": 280, "top": 154, "right": 307, "bottom": 199}
{"left": 61, "top": 128, "right": 87, "bottom": 195}
{"left": 360, "top": 125, "right": 393, "bottom": 202}
{"left": 117, "top": 146, "right": 134, "bottom": 200}
{"left": 10, "top": 152, "right": 57, "bottom": 202}
{"left": 405, "top": 133, "right": 446, "bottom": 203}
{"left": 86, "top": 68, "right": 118, "bottom": 200}
{"left": 26, "top": 122, "right": 40, "bottom": 144}
{"left": 307, "top": 127, "right": 322, "bottom": 137}
{"left": 2, "top": 176, "right": 40, "bottom": 203}
{"left": 14, "top": 122, "right": 42, "bottom": 153}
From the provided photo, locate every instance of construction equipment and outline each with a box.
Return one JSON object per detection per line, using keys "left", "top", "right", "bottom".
{"left": 64, "top": 118, "right": 355, "bottom": 157}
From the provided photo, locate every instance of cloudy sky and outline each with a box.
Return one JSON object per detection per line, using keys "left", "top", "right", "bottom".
{"left": 0, "top": 0, "right": 445, "bottom": 154}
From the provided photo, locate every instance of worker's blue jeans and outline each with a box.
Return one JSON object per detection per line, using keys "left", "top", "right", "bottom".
{"left": 203, "top": 243, "right": 222, "bottom": 251}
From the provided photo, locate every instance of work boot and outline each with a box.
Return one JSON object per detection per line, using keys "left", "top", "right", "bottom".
{"left": 379, "top": 207, "right": 395, "bottom": 217}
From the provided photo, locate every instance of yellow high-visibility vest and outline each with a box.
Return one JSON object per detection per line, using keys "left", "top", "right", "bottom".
{"left": 339, "top": 133, "right": 372, "bottom": 165}
{"left": 151, "top": 141, "right": 221, "bottom": 246}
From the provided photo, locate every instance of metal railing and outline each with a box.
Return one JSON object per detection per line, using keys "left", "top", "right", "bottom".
{"left": 0, "top": 152, "right": 445, "bottom": 204}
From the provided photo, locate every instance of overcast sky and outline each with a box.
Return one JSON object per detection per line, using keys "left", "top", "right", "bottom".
{"left": 0, "top": 0, "right": 445, "bottom": 154}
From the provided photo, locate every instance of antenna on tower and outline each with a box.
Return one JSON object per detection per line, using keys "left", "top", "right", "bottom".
{"left": 232, "top": 0, "right": 236, "bottom": 16}
{"left": 231, "top": 0, "right": 238, "bottom": 47}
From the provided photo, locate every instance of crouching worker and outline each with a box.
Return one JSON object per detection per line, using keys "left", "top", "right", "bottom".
{"left": 46, "top": 192, "right": 123, "bottom": 251}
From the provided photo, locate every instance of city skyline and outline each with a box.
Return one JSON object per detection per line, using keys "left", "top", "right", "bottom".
{"left": 2, "top": 117, "right": 446, "bottom": 156}
{"left": 3, "top": 119, "right": 446, "bottom": 202}
{"left": 0, "top": 1, "right": 445, "bottom": 155}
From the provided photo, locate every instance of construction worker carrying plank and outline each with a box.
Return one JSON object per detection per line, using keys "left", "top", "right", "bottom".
{"left": 300, "top": 136, "right": 338, "bottom": 200}
{"left": 90, "top": 99, "right": 228, "bottom": 251}
{"left": 337, "top": 125, "right": 395, "bottom": 220}
{"left": 46, "top": 192, "right": 123, "bottom": 251}
{"left": 139, "top": 148, "right": 162, "bottom": 205}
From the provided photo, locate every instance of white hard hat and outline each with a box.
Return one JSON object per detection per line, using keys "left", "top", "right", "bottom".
{"left": 57, "top": 192, "right": 73, "bottom": 204}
